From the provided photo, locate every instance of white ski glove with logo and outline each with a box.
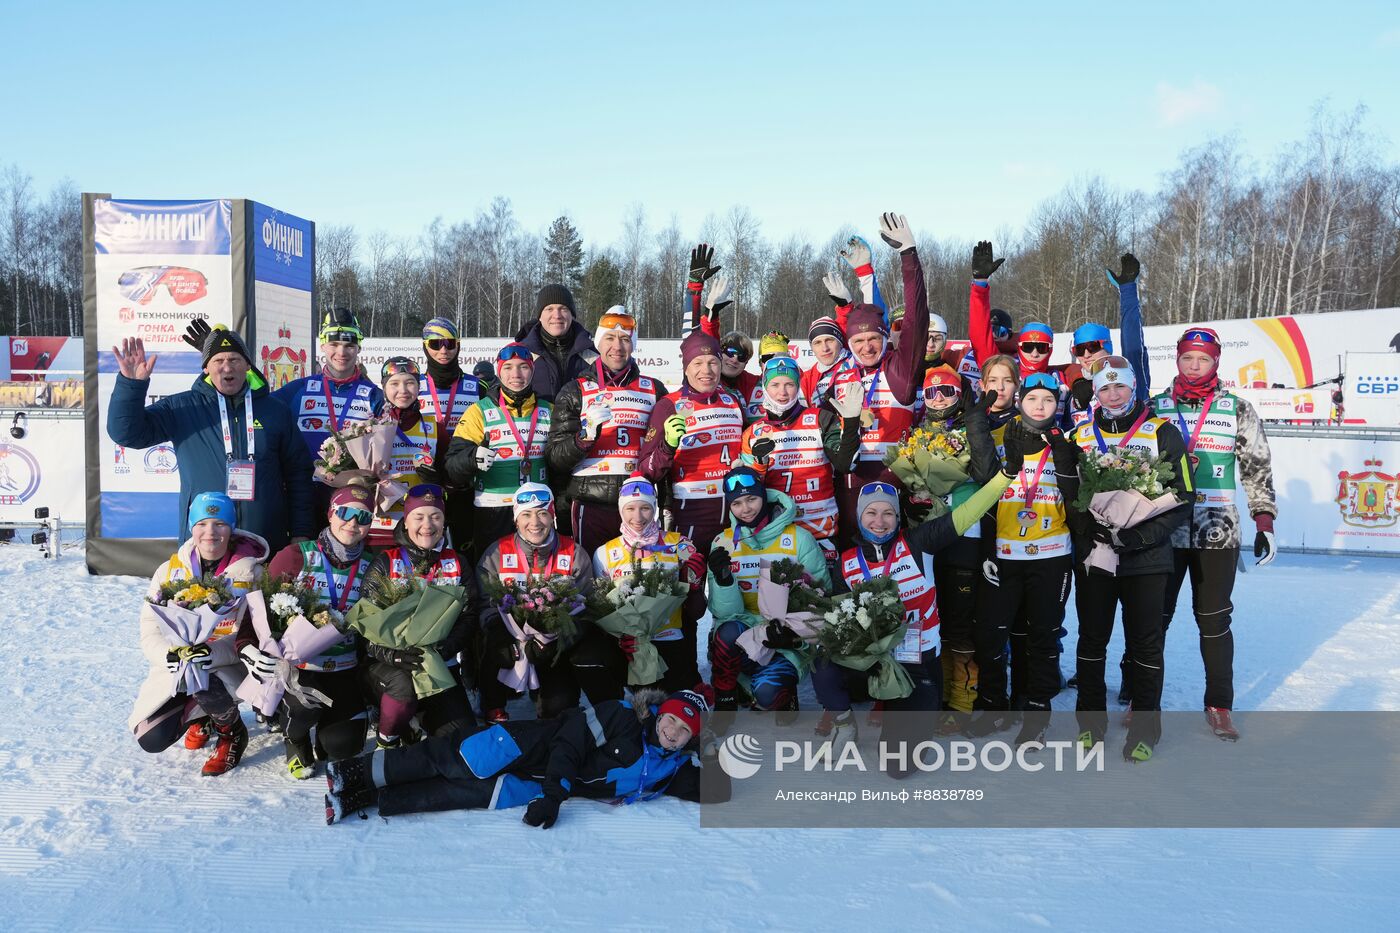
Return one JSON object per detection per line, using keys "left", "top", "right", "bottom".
{"left": 474, "top": 446, "right": 497, "bottom": 471}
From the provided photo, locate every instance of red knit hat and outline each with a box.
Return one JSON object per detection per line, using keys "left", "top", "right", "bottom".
{"left": 681, "top": 330, "right": 721, "bottom": 368}
{"left": 658, "top": 684, "right": 715, "bottom": 737}
{"left": 403, "top": 483, "right": 445, "bottom": 519}
{"left": 1177, "top": 327, "right": 1221, "bottom": 361}
{"left": 329, "top": 483, "right": 374, "bottom": 512}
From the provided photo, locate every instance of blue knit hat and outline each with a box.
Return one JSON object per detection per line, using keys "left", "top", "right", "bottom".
{"left": 189, "top": 491, "right": 237, "bottom": 532}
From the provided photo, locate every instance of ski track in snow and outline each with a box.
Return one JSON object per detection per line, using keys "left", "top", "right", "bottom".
{"left": 1, "top": 546, "right": 1398, "bottom": 931}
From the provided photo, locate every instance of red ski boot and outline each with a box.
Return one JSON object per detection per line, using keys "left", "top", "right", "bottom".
{"left": 1205, "top": 707, "right": 1239, "bottom": 741}
{"left": 183, "top": 719, "right": 211, "bottom": 750}
{"left": 201, "top": 718, "right": 249, "bottom": 776}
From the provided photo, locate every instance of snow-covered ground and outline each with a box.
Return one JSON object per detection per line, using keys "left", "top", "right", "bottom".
{"left": 2, "top": 544, "right": 1398, "bottom": 931}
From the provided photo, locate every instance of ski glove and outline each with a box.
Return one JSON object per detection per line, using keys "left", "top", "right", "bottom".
{"left": 750, "top": 437, "right": 776, "bottom": 466}
{"left": 1254, "top": 530, "right": 1277, "bottom": 567}
{"left": 879, "top": 212, "right": 915, "bottom": 253}
{"left": 705, "top": 274, "right": 733, "bottom": 317}
{"left": 762, "top": 621, "right": 804, "bottom": 650}
{"left": 839, "top": 236, "right": 872, "bottom": 271}
{"left": 822, "top": 271, "right": 851, "bottom": 308}
{"left": 1000, "top": 421, "right": 1026, "bottom": 478}
{"left": 682, "top": 550, "right": 708, "bottom": 588}
{"left": 473, "top": 446, "right": 497, "bottom": 472}
{"left": 972, "top": 389, "right": 1000, "bottom": 415}
{"left": 708, "top": 547, "right": 734, "bottom": 585}
{"left": 523, "top": 795, "right": 561, "bottom": 829}
{"left": 1106, "top": 252, "right": 1140, "bottom": 287}
{"left": 981, "top": 559, "right": 1000, "bottom": 587}
{"left": 486, "top": 625, "right": 520, "bottom": 670}
{"left": 166, "top": 643, "right": 212, "bottom": 673}
{"left": 524, "top": 638, "right": 559, "bottom": 668}
{"left": 368, "top": 643, "right": 424, "bottom": 671}
{"left": 663, "top": 414, "right": 687, "bottom": 449}
{"left": 580, "top": 403, "right": 612, "bottom": 442}
{"left": 972, "top": 240, "right": 1005, "bottom": 281}
{"left": 1070, "top": 377, "right": 1094, "bottom": 412}
{"left": 688, "top": 244, "right": 720, "bottom": 287}
{"left": 239, "top": 644, "right": 278, "bottom": 681}
{"left": 181, "top": 317, "right": 213, "bottom": 352}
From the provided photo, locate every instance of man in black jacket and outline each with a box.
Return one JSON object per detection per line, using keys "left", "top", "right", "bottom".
{"left": 544, "top": 307, "right": 668, "bottom": 553}
{"left": 1065, "top": 357, "right": 1193, "bottom": 763}
{"left": 515, "top": 284, "right": 597, "bottom": 403}
{"left": 324, "top": 686, "right": 729, "bottom": 825}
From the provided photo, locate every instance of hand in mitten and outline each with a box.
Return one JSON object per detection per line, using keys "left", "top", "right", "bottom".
{"left": 522, "top": 794, "right": 562, "bottom": 829}
{"left": 750, "top": 437, "right": 776, "bottom": 466}
{"left": 972, "top": 240, "right": 1005, "bottom": 281}
{"left": 822, "top": 271, "right": 851, "bottom": 308}
{"left": 708, "top": 547, "right": 734, "bottom": 586}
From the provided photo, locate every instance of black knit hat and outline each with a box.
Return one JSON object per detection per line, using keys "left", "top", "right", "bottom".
{"left": 535, "top": 284, "right": 576, "bottom": 318}
{"left": 201, "top": 326, "right": 253, "bottom": 368}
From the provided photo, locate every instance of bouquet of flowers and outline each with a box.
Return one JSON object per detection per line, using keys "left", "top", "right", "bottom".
{"left": 586, "top": 559, "right": 690, "bottom": 686}
{"left": 883, "top": 422, "right": 971, "bottom": 517}
{"left": 235, "top": 582, "right": 348, "bottom": 716}
{"left": 735, "top": 558, "right": 832, "bottom": 666}
{"left": 484, "top": 576, "right": 587, "bottom": 692}
{"left": 146, "top": 575, "right": 243, "bottom": 696}
{"left": 1072, "top": 448, "right": 1181, "bottom": 576}
{"left": 815, "top": 576, "right": 914, "bottom": 700}
{"left": 313, "top": 416, "right": 412, "bottom": 515}
{"left": 345, "top": 577, "right": 469, "bottom": 698}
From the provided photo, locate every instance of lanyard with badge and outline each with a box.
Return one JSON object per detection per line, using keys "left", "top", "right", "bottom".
{"left": 500, "top": 404, "right": 542, "bottom": 484}
{"left": 1091, "top": 409, "right": 1150, "bottom": 453}
{"left": 321, "top": 379, "right": 357, "bottom": 434}
{"left": 1016, "top": 448, "right": 1051, "bottom": 537}
{"left": 220, "top": 390, "right": 256, "bottom": 501}
{"left": 321, "top": 551, "right": 362, "bottom": 612}
{"left": 425, "top": 376, "right": 460, "bottom": 430}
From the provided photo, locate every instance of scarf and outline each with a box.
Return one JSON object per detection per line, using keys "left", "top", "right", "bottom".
{"left": 762, "top": 385, "right": 801, "bottom": 419}
{"left": 1172, "top": 370, "right": 1221, "bottom": 402}
{"left": 388, "top": 401, "right": 422, "bottom": 432}
{"left": 500, "top": 383, "right": 535, "bottom": 408}
{"left": 621, "top": 519, "right": 662, "bottom": 551}
{"left": 424, "top": 353, "right": 462, "bottom": 390}
{"left": 1018, "top": 410, "right": 1057, "bottom": 433}
{"left": 317, "top": 526, "right": 364, "bottom": 567}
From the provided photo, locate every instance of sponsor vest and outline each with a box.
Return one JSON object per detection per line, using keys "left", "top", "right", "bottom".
{"left": 595, "top": 532, "right": 690, "bottom": 637}
{"left": 669, "top": 389, "right": 745, "bottom": 501}
{"left": 475, "top": 397, "right": 552, "bottom": 507}
{"left": 839, "top": 536, "right": 939, "bottom": 658}
{"left": 371, "top": 415, "right": 437, "bottom": 534}
{"left": 388, "top": 546, "right": 464, "bottom": 585}
{"left": 747, "top": 410, "right": 837, "bottom": 540}
{"left": 418, "top": 374, "right": 481, "bottom": 436}
{"left": 290, "top": 376, "right": 378, "bottom": 461}
{"left": 1152, "top": 392, "right": 1238, "bottom": 507}
{"left": 994, "top": 430, "right": 1071, "bottom": 560}
{"left": 1072, "top": 413, "right": 1169, "bottom": 460}
{"left": 721, "top": 524, "right": 802, "bottom": 615}
{"left": 856, "top": 364, "right": 916, "bottom": 463}
{"left": 496, "top": 535, "right": 578, "bottom": 582}
{"left": 576, "top": 374, "right": 660, "bottom": 477}
{"left": 293, "top": 542, "right": 365, "bottom": 672}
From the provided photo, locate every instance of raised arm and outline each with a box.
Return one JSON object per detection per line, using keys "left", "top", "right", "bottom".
{"left": 1108, "top": 252, "right": 1149, "bottom": 402}
{"left": 968, "top": 241, "right": 1005, "bottom": 366}
{"left": 879, "top": 213, "right": 929, "bottom": 404}
{"left": 686, "top": 244, "right": 722, "bottom": 337}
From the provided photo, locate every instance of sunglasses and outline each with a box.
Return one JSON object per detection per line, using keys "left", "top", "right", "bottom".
{"left": 426, "top": 339, "right": 458, "bottom": 351}
{"left": 992, "top": 324, "right": 1011, "bottom": 340}
{"left": 1022, "top": 373, "right": 1060, "bottom": 392}
{"left": 1182, "top": 329, "right": 1219, "bottom": 344}
{"left": 620, "top": 479, "right": 657, "bottom": 499}
{"left": 923, "top": 384, "right": 961, "bottom": 401}
{"left": 322, "top": 330, "right": 362, "bottom": 345}
{"left": 725, "top": 472, "right": 760, "bottom": 491}
{"left": 1073, "top": 340, "right": 1104, "bottom": 356}
{"left": 497, "top": 345, "right": 532, "bottom": 364}
{"left": 516, "top": 488, "right": 554, "bottom": 506}
{"left": 333, "top": 505, "right": 373, "bottom": 526}
{"left": 1020, "top": 342, "right": 1051, "bottom": 355}
{"left": 722, "top": 347, "right": 751, "bottom": 362}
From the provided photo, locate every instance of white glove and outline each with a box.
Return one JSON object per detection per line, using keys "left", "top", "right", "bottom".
{"left": 822, "top": 271, "right": 851, "bottom": 306}
{"left": 1255, "top": 530, "right": 1277, "bottom": 567}
{"left": 879, "top": 212, "right": 915, "bottom": 253}
{"left": 240, "top": 644, "right": 278, "bottom": 681}
{"left": 831, "top": 382, "right": 865, "bottom": 420}
{"left": 474, "top": 446, "right": 497, "bottom": 471}
{"left": 981, "top": 559, "right": 1000, "bottom": 587}
{"left": 580, "top": 404, "right": 611, "bottom": 441}
{"left": 704, "top": 274, "right": 733, "bottom": 313}
{"left": 839, "top": 236, "right": 872, "bottom": 270}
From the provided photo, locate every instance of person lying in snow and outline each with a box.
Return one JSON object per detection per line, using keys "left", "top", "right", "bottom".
{"left": 323, "top": 686, "right": 730, "bottom": 827}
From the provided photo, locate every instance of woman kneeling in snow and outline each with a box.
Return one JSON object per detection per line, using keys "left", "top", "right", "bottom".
{"left": 324, "top": 686, "right": 729, "bottom": 827}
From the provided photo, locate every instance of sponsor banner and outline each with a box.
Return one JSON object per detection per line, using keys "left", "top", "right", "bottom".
{"left": 5, "top": 336, "right": 84, "bottom": 380}
{"left": 1342, "top": 352, "right": 1400, "bottom": 426}
{"left": 0, "top": 415, "right": 86, "bottom": 523}
{"left": 1258, "top": 428, "right": 1400, "bottom": 554}
{"left": 361, "top": 338, "right": 685, "bottom": 388}
{"left": 1233, "top": 387, "right": 1336, "bottom": 423}
{"left": 93, "top": 199, "right": 233, "bottom": 539}
{"left": 251, "top": 203, "right": 315, "bottom": 391}
{"left": 0, "top": 380, "right": 83, "bottom": 409}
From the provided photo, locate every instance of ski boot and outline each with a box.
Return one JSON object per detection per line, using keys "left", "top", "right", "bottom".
{"left": 774, "top": 694, "right": 800, "bottom": 728}
{"left": 324, "top": 786, "right": 377, "bottom": 825}
{"left": 326, "top": 753, "right": 373, "bottom": 796}
{"left": 484, "top": 708, "right": 509, "bottom": 725}
{"left": 201, "top": 717, "right": 249, "bottom": 777}
{"left": 285, "top": 735, "right": 316, "bottom": 781}
{"left": 1123, "top": 740, "right": 1154, "bottom": 763}
{"left": 964, "top": 709, "right": 1011, "bottom": 738}
{"left": 1205, "top": 707, "right": 1239, "bottom": 741}
{"left": 375, "top": 734, "right": 404, "bottom": 751}
{"left": 1077, "top": 726, "right": 1105, "bottom": 751}
{"left": 819, "top": 711, "right": 859, "bottom": 759}
{"left": 183, "top": 718, "right": 211, "bottom": 750}
{"left": 709, "top": 689, "right": 739, "bottom": 736}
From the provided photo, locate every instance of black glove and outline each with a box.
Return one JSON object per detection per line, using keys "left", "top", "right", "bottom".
{"left": 903, "top": 496, "right": 933, "bottom": 525}
{"left": 708, "top": 547, "right": 734, "bottom": 585}
{"left": 1088, "top": 522, "right": 1116, "bottom": 544}
{"left": 181, "top": 317, "right": 212, "bottom": 352}
{"left": 1107, "top": 252, "right": 1140, "bottom": 286}
{"left": 688, "top": 244, "right": 720, "bottom": 287}
{"left": 972, "top": 389, "right": 999, "bottom": 415}
{"left": 522, "top": 795, "right": 562, "bottom": 829}
{"left": 1045, "top": 426, "right": 1080, "bottom": 474}
{"left": 750, "top": 437, "right": 776, "bottom": 465}
{"left": 368, "top": 643, "right": 424, "bottom": 671}
{"left": 1070, "top": 377, "right": 1094, "bottom": 411}
{"left": 761, "top": 621, "right": 803, "bottom": 650}
{"left": 524, "top": 638, "right": 559, "bottom": 668}
{"left": 1000, "top": 421, "right": 1025, "bottom": 477}
{"left": 485, "top": 626, "right": 519, "bottom": 669}
{"left": 972, "top": 240, "right": 1005, "bottom": 280}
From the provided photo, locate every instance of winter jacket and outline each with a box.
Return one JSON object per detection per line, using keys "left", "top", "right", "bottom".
{"left": 456, "top": 688, "right": 729, "bottom": 805}
{"left": 107, "top": 371, "right": 314, "bottom": 550}
{"left": 515, "top": 320, "right": 598, "bottom": 402}
{"left": 476, "top": 531, "right": 596, "bottom": 649}
{"left": 128, "top": 530, "right": 269, "bottom": 730}
{"left": 362, "top": 520, "right": 479, "bottom": 664}
{"left": 544, "top": 360, "right": 668, "bottom": 506}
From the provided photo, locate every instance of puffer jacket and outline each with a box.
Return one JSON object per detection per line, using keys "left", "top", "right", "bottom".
{"left": 544, "top": 361, "right": 668, "bottom": 505}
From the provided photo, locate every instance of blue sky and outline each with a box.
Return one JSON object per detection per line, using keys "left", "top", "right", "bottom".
{"left": 5, "top": 1, "right": 1398, "bottom": 248}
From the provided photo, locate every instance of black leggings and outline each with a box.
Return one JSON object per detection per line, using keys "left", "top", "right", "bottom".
{"left": 974, "top": 556, "right": 1071, "bottom": 712}
{"left": 281, "top": 667, "right": 369, "bottom": 762}
{"left": 1074, "top": 566, "right": 1167, "bottom": 746}
{"left": 477, "top": 624, "right": 626, "bottom": 717}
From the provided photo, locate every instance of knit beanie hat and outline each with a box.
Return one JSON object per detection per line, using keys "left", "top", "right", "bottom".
{"left": 535, "top": 284, "right": 577, "bottom": 317}
{"left": 201, "top": 325, "right": 253, "bottom": 368}
{"left": 657, "top": 685, "right": 714, "bottom": 737}
{"left": 808, "top": 316, "right": 845, "bottom": 345}
{"left": 1177, "top": 327, "right": 1222, "bottom": 362}
{"left": 722, "top": 466, "right": 765, "bottom": 511}
{"left": 512, "top": 482, "right": 555, "bottom": 520}
{"left": 618, "top": 474, "right": 658, "bottom": 515}
{"left": 595, "top": 305, "right": 636, "bottom": 350}
{"left": 403, "top": 484, "right": 446, "bottom": 519}
{"left": 681, "top": 330, "right": 722, "bottom": 369}
{"left": 189, "top": 491, "right": 237, "bottom": 532}
{"left": 329, "top": 483, "right": 374, "bottom": 512}
{"left": 422, "top": 317, "right": 458, "bottom": 341}
{"left": 758, "top": 331, "right": 791, "bottom": 361}
{"left": 846, "top": 304, "right": 888, "bottom": 339}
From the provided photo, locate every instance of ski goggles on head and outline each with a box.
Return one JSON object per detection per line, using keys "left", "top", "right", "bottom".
{"left": 333, "top": 505, "right": 373, "bottom": 526}
{"left": 1019, "top": 341, "right": 1051, "bottom": 355}
{"left": 515, "top": 487, "right": 554, "bottom": 508}
{"left": 724, "top": 472, "right": 760, "bottom": 492}
{"left": 425, "top": 338, "right": 458, "bottom": 351}
{"left": 992, "top": 323, "right": 1011, "bottom": 340}
{"left": 860, "top": 481, "right": 899, "bottom": 498}
{"left": 1022, "top": 373, "right": 1060, "bottom": 392}
{"left": 1073, "top": 340, "right": 1105, "bottom": 357}
{"left": 497, "top": 344, "right": 533, "bottom": 365}
{"left": 620, "top": 478, "right": 657, "bottom": 499}
{"left": 1181, "top": 329, "right": 1219, "bottom": 345}
{"left": 923, "top": 383, "right": 961, "bottom": 402}
{"left": 598, "top": 310, "right": 636, "bottom": 333}
{"left": 1085, "top": 354, "right": 1132, "bottom": 377}
{"left": 381, "top": 357, "right": 420, "bottom": 380}
{"left": 321, "top": 329, "right": 362, "bottom": 345}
